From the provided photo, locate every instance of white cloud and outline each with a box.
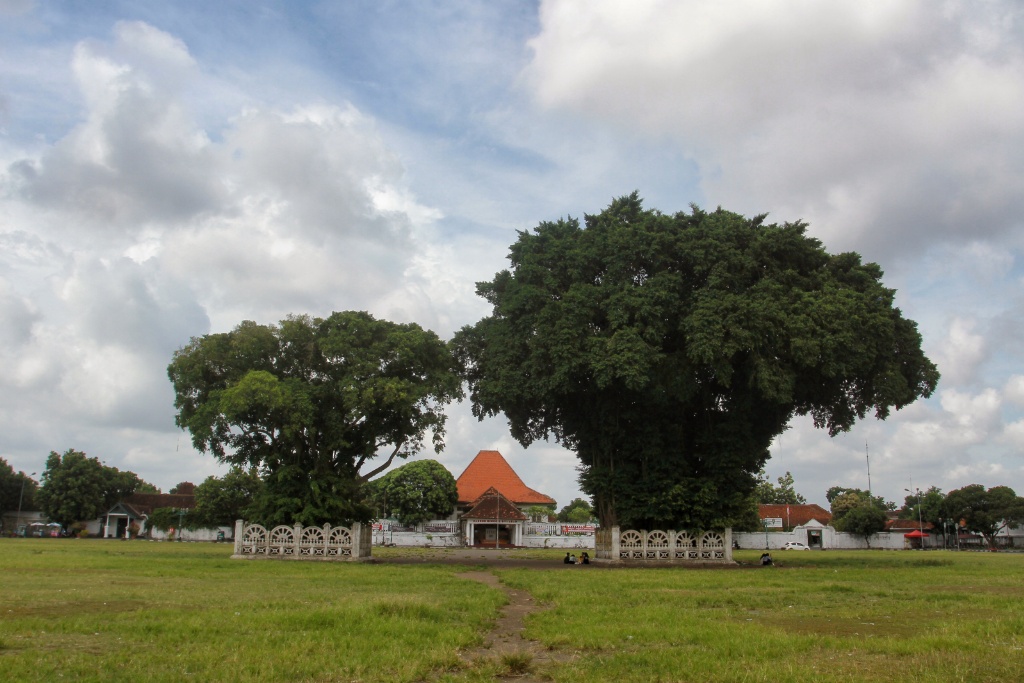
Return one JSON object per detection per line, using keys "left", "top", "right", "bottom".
{"left": 934, "top": 317, "right": 988, "bottom": 387}
{"left": 1005, "top": 376, "right": 1024, "bottom": 407}
{"left": 525, "top": 0, "right": 1024, "bottom": 259}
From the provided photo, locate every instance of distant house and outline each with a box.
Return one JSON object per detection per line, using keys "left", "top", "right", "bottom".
{"left": 454, "top": 450, "right": 556, "bottom": 547}
{"left": 758, "top": 503, "right": 832, "bottom": 529}
{"left": 101, "top": 492, "right": 195, "bottom": 538}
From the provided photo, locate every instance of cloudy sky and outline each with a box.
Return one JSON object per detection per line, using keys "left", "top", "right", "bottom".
{"left": 2, "top": 0, "right": 1023, "bottom": 512}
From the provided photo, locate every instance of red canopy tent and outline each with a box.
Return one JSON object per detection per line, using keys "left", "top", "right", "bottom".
{"left": 903, "top": 530, "right": 929, "bottom": 538}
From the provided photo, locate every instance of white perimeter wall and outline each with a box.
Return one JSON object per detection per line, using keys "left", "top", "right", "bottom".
{"left": 735, "top": 525, "right": 930, "bottom": 550}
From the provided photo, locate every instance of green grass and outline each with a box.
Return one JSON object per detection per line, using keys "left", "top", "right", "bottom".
{"left": 2, "top": 541, "right": 1023, "bottom": 682}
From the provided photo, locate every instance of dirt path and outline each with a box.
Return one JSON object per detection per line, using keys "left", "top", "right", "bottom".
{"left": 458, "top": 571, "right": 575, "bottom": 682}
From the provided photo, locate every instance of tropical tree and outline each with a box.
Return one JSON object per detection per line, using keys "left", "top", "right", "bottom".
{"left": 834, "top": 502, "right": 888, "bottom": 547}
{"left": 943, "top": 484, "right": 1024, "bottom": 548}
{"left": 557, "top": 498, "right": 594, "bottom": 523}
{"left": 755, "top": 470, "right": 807, "bottom": 505}
{"left": 826, "top": 487, "right": 895, "bottom": 514}
{"left": 455, "top": 194, "right": 939, "bottom": 529}
{"left": 168, "top": 311, "right": 462, "bottom": 527}
{"left": 898, "top": 485, "right": 944, "bottom": 528}
{"left": 0, "top": 458, "right": 37, "bottom": 515}
{"left": 365, "top": 459, "right": 458, "bottom": 527}
{"left": 35, "top": 449, "right": 154, "bottom": 529}
{"left": 190, "top": 468, "right": 264, "bottom": 528}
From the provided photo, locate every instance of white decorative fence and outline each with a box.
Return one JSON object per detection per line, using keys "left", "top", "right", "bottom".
{"left": 231, "top": 521, "right": 371, "bottom": 560}
{"left": 595, "top": 526, "right": 733, "bottom": 563}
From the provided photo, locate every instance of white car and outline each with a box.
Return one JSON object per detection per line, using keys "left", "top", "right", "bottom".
{"left": 782, "top": 542, "right": 811, "bottom": 550}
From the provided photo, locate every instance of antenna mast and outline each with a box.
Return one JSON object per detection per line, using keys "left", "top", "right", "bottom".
{"left": 866, "top": 442, "right": 872, "bottom": 494}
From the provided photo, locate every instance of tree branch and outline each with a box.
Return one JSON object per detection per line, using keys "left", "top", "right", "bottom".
{"left": 358, "top": 440, "right": 405, "bottom": 482}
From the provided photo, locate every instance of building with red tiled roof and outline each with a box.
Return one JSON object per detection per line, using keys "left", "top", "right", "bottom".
{"left": 455, "top": 451, "right": 556, "bottom": 547}
{"left": 455, "top": 450, "right": 556, "bottom": 508}
{"left": 758, "top": 504, "right": 833, "bottom": 529}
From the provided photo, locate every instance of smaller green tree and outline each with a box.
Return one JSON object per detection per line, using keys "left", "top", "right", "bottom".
{"left": 557, "top": 498, "right": 594, "bottom": 524}
{"left": 525, "top": 505, "right": 555, "bottom": 522}
{"left": 827, "top": 487, "right": 894, "bottom": 524}
{"left": 834, "top": 503, "right": 888, "bottom": 547}
{"left": 0, "top": 458, "right": 38, "bottom": 516}
{"left": 943, "top": 484, "right": 1024, "bottom": 548}
{"left": 755, "top": 470, "right": 807, "bottom": 505}
{"left": 190, "top": 468, "right": 264, "bottom": 528}
{"left": 898, "top": 486, "right": 944, "bottom": 528}
{"left": 365, "top": 460, "right": 458, "bottom": 527}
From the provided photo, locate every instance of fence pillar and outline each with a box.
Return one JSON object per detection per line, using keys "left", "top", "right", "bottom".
{"left": 233, "top": 519, "right": 244, "bottom": 556}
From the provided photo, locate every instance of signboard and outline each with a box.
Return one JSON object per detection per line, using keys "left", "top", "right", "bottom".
{"left": 763, "top": 518, "right": 783, "bottom": 529}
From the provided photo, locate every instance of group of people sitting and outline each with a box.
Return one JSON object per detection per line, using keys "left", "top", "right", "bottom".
{"left": 564, "top": 552, "right": 590, "bottom": 565}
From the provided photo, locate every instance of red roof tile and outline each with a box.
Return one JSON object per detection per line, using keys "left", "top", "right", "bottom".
{"left": 758, "top": 504, "right": 832, "bottom": 527}
{"left": 455, "top": 450, "right": 556, "bottom": 506}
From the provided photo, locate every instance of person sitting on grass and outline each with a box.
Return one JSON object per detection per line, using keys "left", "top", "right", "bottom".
{"left": 580, "top": 552, "right": 590, "bottom": 565}
{"left": 564, "top": 552, "right": 572, "bottom": 564}
{"left": 760, "top": 552, "right": 773, "bottom": 566}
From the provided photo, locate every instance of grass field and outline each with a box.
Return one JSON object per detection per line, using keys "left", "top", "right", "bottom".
{"left": 1, "top": 540, "right": 1022, "bottom": 682}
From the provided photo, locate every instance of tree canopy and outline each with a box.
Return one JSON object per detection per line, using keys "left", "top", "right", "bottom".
{"left": 557, "top": 498, "right": 595, "bottom": 524}
{"left": 455, "top": 193, "right": 939, "bottom": 530}
{"left": 35, "top": 449, "right": 153, "bottom": 529}
{"left": 898, "top": 486, "right": 945, "bottom": 528}
{"left": 755, "top": 470, "right": 806, "bottom": 505}
{"left": 190, "top": 468, "right": 264, "bottom": 528}
{"left": 365, "top": 459, "right": 458, "bottom": 527}
{"left": 943, "top": 484, "right": 1024, "bottom": 547}
{"left": 167, "top": 311, "right": 462, "bottom": 527}
{"left": 834, "top": 502, "right": 888, "bottom": 546}
{"left": 0, "top": 458, "right": 37, "bottom": 515}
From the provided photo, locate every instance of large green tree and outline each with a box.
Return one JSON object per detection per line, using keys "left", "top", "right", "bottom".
{"left": 943, "top": 484, "right": 1024, "bottom": 548}
{"left": 365, "top": 459, "right": 458, "bottom": 527}
{"left": 35, "top": 449, "right": 153, "bottom": 529}
{"left": 455, "top": 194, "right": 938, "bottom": 530}
{"left": 168, "top": 311, "right": 462, "bottom": 527}
{"left": 0, "top": 458, "right": 38, "bottom": 517}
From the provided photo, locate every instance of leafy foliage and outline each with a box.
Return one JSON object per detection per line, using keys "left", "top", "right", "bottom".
{"left": 190, "top": 468, "right": 264, "bottom": 528}
{"left": 943, "top": 484, "right": 1024, "bottom": 547}
{"left": 557, "top": 498, "right": 594, "bottom": 523}
{"left": 35, "top": 449, "right": 154, "bottom": 529}
{"left": 365, "top": 460, "right": 458, "bottom": 527}
{"left": 455, "top": 194, "right": 939, "bottom": 529}
{"left": 754, "top": 470, "right": 806, "bottom": 505}
{"left": 146, "top": 507, "right": 181, "bottom": 532}
{"left": 898, "top": 486, "right": 945, "bottom": 528}
{"left": 168, "top": 311, "right": 462, "bottom": 527}
{"left": 0, "top": 458, "right": 37, "bottom": 515}
{"left": 826, "top": 487, "right": 895, "bottom": 517}
{"left": 834, "top": 503, "right": 889, "bottom": 546}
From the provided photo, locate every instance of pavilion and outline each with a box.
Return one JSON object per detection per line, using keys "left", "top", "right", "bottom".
{"left": 455, "top": 450, "right": 556, "bottom": 547}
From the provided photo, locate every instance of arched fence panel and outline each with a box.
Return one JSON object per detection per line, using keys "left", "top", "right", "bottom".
{"left": 595, "top": 526, "right": 733, "bottom": 564}
{"left": 232, "top": 521, "right": 370, "bottom": 561}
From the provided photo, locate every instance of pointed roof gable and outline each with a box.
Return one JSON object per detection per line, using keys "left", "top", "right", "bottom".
{"left": 461, "top": 487, "right": 528, "bottom": 521}
{"left": 455, "top": 450, "right": 556, "bottom": 506}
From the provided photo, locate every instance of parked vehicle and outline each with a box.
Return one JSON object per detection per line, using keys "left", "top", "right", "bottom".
{"left": 782, "top": 541, "right": 811, "bottom": 550}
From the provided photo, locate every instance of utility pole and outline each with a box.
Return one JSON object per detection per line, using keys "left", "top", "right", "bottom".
{"left": 16, "top": 472, "right": 36, "bottom": 537}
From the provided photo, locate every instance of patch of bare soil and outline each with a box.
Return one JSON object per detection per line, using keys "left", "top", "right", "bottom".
{"left": 458, "top": 571, "right": 577, "bottom": 682}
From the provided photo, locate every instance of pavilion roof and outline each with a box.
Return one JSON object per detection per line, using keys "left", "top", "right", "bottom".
{"left": 461, "top": 487, "right": 528, "bottom": 521}
{"left": 455, "top": 450, "right": 556, "bottom": 506}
